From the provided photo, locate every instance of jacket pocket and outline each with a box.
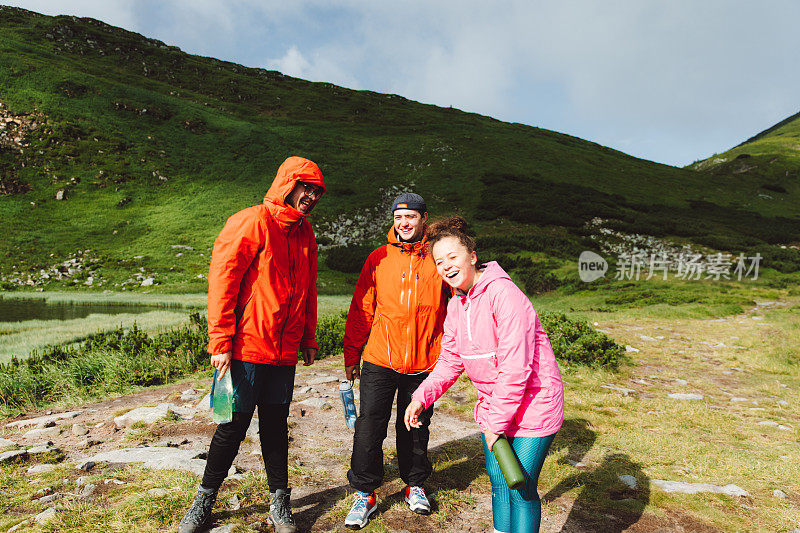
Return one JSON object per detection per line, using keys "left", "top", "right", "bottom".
{"left": 461, "top": 351, "right": 498, "bottom": 385}
{"left": 235, "top": 290, "right": 256, "bottom": 322}
{"left": 513, "top": 388, "right": 559, "bottom": 430}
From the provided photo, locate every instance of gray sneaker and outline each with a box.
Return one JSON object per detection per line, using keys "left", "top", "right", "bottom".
{"left": 178, "top": 486, "right": 217, "bottom": 533}
{"left": 269, "top": 488, "right": 297, "bottom": 533}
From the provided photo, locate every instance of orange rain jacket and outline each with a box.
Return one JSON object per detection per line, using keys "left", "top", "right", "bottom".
{"left": 343, "top": 226, "right": 450, "bottom": 374}
{"left": 207, "top": 156, "right": 325, "bottom": 365}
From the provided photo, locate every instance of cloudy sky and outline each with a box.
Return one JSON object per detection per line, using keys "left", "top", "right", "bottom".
{"left": 7, "top": 1, "right": 799, "bottom": 166}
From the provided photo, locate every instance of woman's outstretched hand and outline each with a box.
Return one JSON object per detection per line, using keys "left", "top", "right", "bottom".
{"left": 404, "top": 399, "right": 425, "bottom": 430}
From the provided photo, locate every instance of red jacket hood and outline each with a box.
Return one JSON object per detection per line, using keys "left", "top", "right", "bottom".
{"left": 263, "top": 156, "right": 325, "bottom": 230}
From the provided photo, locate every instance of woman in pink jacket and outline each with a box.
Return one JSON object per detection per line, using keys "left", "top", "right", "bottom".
{"left": 404, "top": 217, "right": 563, "bottom": 533}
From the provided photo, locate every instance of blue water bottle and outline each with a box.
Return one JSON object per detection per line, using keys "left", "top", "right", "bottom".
{"left": 339, "top": 380, "right": 357, "bottom": 429}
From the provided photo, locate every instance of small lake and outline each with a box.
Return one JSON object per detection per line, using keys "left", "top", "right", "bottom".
{"left": 0, "top": 298, "right": 173, "bottom": 323}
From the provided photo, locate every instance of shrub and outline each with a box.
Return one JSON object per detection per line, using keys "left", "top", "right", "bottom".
{"left": 476, "top": 234, "right": 588, "bottom": 260}
{"left": 519, "top": 263, "right": 561, "bottom": 294}
{"left": 476, "top": 172, "right": 628, "bottom": 228}
{"left": 539, "top": 313, "right": 623, "bottom": 369}
{"left": 0, "top": 311, "right": 353, "bottom": 415}
{"left": 56, "top": 80, "right": 89, "bottom": 97}
{"left": 324, "top": 244, "right": 372, "bottom": 273}
{"left": 747, "top": 245, "right": 800, "bottom": 273}
{"left": 0, "top": 313, "right": 210, "bottom": 413}
{"left": 316, "top": 312, "right": 346, "bottom": 358}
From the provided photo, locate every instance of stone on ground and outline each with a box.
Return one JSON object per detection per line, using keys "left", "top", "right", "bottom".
{"left": 209, "top": 526, "right": 236, "bottom": 533}
{"left": 601, "top": 384, "right": 636, "bottom": 396}
{"left": 668, "top": 393, "right": 704, "bottom": 400}
{"left": 5, "top": 411, "right": 82, "bottom": 428}
{"left": 113, "top": 403, "right": 190, "bottom": 427}
{"left": 196, "top": 393, "right": 211, "bottom": 412}
{"left": 24, "top": 426, "right": 62, "bottom": 440}
{"left": 0, "top": 450, "right": 27, "bottom": 463}
{"left": 307, "top": 376, "right": 338, "bottom": 385}
{"left": 27, "top": 464, "right": 56, "bottom": 474}
{"left": 296, "top": 398, "right": 333, "bottom": 410}
{"left": 34, "top": 507, "right": 57, "bottom": 524}
{"left": 652, "top": 479, "right": 749, "bottom": 496}
{"left": 36, "top": 493, "right": 62, "bottom": 504}
{"left": 81, "top": 446, "right": 235, "bottom": 478}
{"left": 28, "top": 445, "right": 60, "bottom": 456}
{"left": 228, "top": 494, "right": 241, "bottom": 510}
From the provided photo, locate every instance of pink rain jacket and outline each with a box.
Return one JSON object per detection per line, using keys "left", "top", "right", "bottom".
{"left": 412, "top": 262, "right": 564, "bottom": 437}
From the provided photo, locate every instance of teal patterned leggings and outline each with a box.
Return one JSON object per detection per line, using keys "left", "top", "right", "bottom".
{"left": 481, "top": 433, "right": 556, "bottom": 533}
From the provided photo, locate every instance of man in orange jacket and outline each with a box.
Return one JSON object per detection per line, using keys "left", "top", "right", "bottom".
{"left": 342, "top": 192, "right": 449, "bottom": 529}
{"left": 178, "top": 156, "right": 325, "bottom": 533}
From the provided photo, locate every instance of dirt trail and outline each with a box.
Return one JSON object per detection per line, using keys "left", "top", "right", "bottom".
{"left": 2, "top": 300, "right": 796, "bottom": 532}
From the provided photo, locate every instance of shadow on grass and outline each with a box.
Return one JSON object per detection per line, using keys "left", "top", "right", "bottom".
{"left": 293, "top": 484, "right": 351, "bottom": 529}
{"left": 209, "top": 484, "right": 353, "bottom": 531}
{"left": 427, "top": 431, "right": 485, "bottom": 493}
{"left": 291, "top": 430, "right": 486, "bottom": 528}
{"left": 544, "top": 418, "right": 650, "bottom": 533}
{"left": 365, "top": 431, "right": 486, "bottom": 514}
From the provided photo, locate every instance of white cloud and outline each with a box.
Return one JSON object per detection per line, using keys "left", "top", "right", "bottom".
{"left": 269, "top": 46, "right": 310, "bottom": 78}
{"left": 264, "top": 45, "right": 363, "bottom": 90}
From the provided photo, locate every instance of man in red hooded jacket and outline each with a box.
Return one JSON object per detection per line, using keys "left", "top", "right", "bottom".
{"left": 178, "top": 156, "right": 325, "bottom": 533}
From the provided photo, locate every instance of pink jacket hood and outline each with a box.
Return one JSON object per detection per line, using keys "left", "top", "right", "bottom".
{"left": 412, "top": 261, "right": 564, "bottom": 437}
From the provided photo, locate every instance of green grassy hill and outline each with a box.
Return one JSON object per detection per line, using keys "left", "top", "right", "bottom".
{"left": 1, "top": 5, "right": 798, "bottom": 293}
{"left": 689, "top": 110, "right": 800, "bottom": 217}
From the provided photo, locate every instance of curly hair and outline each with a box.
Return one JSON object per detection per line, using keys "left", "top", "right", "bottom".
{"left": 427, "top": 216, "right": 476, "bottom": 254}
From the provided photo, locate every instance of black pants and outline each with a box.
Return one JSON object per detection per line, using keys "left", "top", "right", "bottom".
{"left": 201, "top": 405, "right": 289, "bottom": 492}
{"left": 348, "top": 361, "right": 434, "bottom": 493}
{"left": 201, "top": 361, "right": 295, "bottom": 493}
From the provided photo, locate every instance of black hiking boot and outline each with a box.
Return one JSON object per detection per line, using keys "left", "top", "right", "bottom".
{"left": 177, "top": 485, "right": 217, "bottom": 533}
{"left": 269, "top": 488, "right": 297, "bottom": 533}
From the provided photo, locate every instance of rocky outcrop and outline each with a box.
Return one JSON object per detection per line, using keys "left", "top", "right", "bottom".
{"left": 0, "top": 99, "right": 44, "bottom": 195}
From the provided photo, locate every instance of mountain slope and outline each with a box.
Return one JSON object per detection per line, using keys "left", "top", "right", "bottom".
{"left": 689, "top": 110, "right": 800, "bottom": 217}
{"left": 0, "top": 6, "right": 798, "bottom": 292}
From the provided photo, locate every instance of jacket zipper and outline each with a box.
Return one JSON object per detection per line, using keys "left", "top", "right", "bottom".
{"left": 405, "top": 254, "right": 414, "bottom": 371}
{"left": 465, "top": 295, "right": 473, "bottom": 341}
{"left": 385, "top": 321, "right": 393, "bottom": 370}
{"left": 278, "top": 226, "right": 296, "bottom": 363}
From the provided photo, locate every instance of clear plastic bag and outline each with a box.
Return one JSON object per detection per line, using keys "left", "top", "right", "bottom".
{"left": 210, "top": 368, "right": 233, "bottom": 424}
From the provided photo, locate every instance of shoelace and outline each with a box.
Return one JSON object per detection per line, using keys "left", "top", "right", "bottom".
{"left": 409, "top": 487, "right": 425, "bottom": 500}
{"left": 272, "top": 497, "right": 293, "bottom": 522}
{"left": 184, "top": 493, "right": 214, "bottom": 521}
{"left": 352, "top": 492, "right": 370, "bottom": 511}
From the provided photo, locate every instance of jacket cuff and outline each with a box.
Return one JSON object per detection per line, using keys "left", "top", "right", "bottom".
{"left": 208, "top": 337, "right": 232, "bottom": 355}
{"left": 343, "top": 346, "right": 361, "bottom": 367}
{"left": 485, "top": 416, "right": 513, "bottom": 436}
{"left": 300, "top": 338, "right": 319, "bottom": 351}
{"left": 410, "top": 389, "right": 429, "bottom": 409}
